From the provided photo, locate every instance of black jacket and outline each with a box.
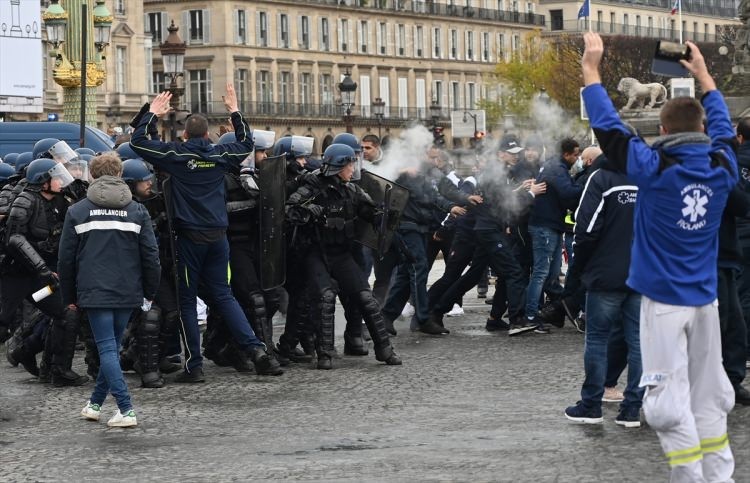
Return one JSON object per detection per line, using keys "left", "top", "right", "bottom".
{"left": 58, "top": 176, "right": 160, "bottom": 308}
{"left": 573, "top": 161, "right": 637, "bottom": 292}
{"left": 718, "top": 187, "right": 750, "bottom": 270}
{"left": 529, "top": 158, "right": 583, "bottom": 232}
{"left": 395, "top": 166, "right": 454, "bottom": 233}
{"left": 736, "top": 142, "right": 750, "bottom": 244}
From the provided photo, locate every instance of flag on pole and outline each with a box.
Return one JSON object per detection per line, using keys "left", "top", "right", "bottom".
{"left": 577, "top": 0, "right": 590, "bottom": 18}
{"left": 670, "top": 0, "right": 680, "bottom": 15}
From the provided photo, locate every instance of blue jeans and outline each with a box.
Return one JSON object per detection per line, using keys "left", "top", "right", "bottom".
{"left": 525, "top": 225, "right": 563, "bottom": 318}
{"left": 177, "top": 235, "right": 264, "bottom": 372}
{"left": 580, "top": 290, "right": 644, "bottom": 410}
{"left": 88, "top": 308, "right": 134, "bottom": 413}
{"left": 382, "top": 230, "right": 429, "bottom": 323}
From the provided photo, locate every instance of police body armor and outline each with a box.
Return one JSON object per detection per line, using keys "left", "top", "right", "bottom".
{"left": 320, "top": 186, "right": 358, "bottom": 247}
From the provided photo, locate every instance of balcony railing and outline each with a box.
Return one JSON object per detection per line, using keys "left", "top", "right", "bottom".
{"left": 552, "top": 19, "right": 718, "bottom": 43}
{"left": 195, "top": 100, "right": 455, "bottom": 121}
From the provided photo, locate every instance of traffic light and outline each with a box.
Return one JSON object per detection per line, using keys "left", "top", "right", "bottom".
{"left": 433, "top": 126, "right": 445, "bottom": 146}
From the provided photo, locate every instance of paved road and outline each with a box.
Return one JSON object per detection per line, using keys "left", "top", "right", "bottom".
{"left": 1, "top": 285, "right": 748, "bottom": 481}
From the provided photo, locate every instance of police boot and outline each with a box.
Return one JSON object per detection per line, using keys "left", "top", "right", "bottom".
{"left": 248, "top": 345, "right": 284, "bottom": 376}
{"left": 344, "top": 332, "right": 368, "bottom": 356}
{"left": 315, "top": 289, "right": 337, "bottom": 370}
{"left": 374, "top": 344, "right": 402, "bottom": 366}
{"left": 39, "top": 323, "right": 53, "bottom": 383}
{"left": 119, "top": 342, "right": 137, "bottom": 372}
{"left": 219, "top": 344, "right": 253, "bottom": 373}
{"left": 78, "top": 314, "right": 100, "bottom": 378}
{"left": 203, "top": 314, "right": 231, "bottom": 366}
{"left": 357, "top": 291, "right": 403, "bottom": 366}
{"left": 539, "top": 300, "right": 565, "bottom": 329}
{"left": 137, "top": 308, "right": 164, "bottom": 388}
{"left": 9, "top": 342, "right": 40, "bottom": 377}
{"left": 276, "top": 336, "right": 313, "bottom": 363}
{"left": 50, "top": 312, "right": 89, "bottom": 387}
{"left": 157, "top": 311, "right": 182, "bottom": 374}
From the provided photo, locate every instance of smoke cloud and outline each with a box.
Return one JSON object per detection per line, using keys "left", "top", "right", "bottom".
{"left": 369, "top": 123, "right": 434, "bottom": 181}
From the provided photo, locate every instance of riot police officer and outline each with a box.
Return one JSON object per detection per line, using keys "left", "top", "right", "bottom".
{"left": 1, "top": 158, "right": 88, "bottom": 386}
{"left": 286, "top": 144, "right": 402, "bottom": 370}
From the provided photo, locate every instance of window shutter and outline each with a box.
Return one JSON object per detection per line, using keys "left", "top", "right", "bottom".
{"left": 203, "top": 9, "right": 211, "bottom": 44}
{"left": 298, "top": 16, "right": 303, "bottom": 48}
{"left": 256, "top": 12, "right": 261, "bottom": 46}
{"left": 348, "top": 20, "right": 354, "bottom": 52}
{"left": 413, "top": 26, "right": 418, "bottom": 57}
{"left": 395, "top": 25, "right": 401, "bottom": 56}
{"left": 181, "top": 11, "right": 190, "bottom": 45}
{"left": 318, "top": 18, "right": 324, "bottom": 50}
{"left": 376, "top": 23, "right": 382, "bottom": 55}
{"left": 144, "top": 13, "right": 151, "bottom": 35}
{"left": 277, "top": 13, "right": 282, "bottom": 48}
{"left": 207, "top": 69, "right": 213, "bottom": 111}
{"left": 337, "top": 19, "right": 343, "bottom": 51}
{"left": 234, "top": 10, "right": 240, "bottom": 44}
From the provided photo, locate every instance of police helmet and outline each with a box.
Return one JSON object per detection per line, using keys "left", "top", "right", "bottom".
{"left": 332, "top": 133, "right": 361, "bottom": 153}
{"left": 273, "top": 137, "right": 294, "bottom": 160}
{"left": 116, "top": 142, "right": 138, "bottom": 161}
{"left": 75, "top": 147, "right": 96, "bottom": 156}
{"left": 321, "top": 144, "right": 356, "bottom": 177}
{"left": 15, "top": 152, "right": 34, "bottom": 174}
{"left": 252, "top": 130, "right": 276, "bottom": 151}
{"left": 32, "top": 138, "right": 60, "bottom": 160}
{"left": 79, "top": 153, "right": 94, "bottom": 163}
{"left": 217, "top": 132, "right": 236, "bottom": 145}
{"left": 122, "top": 158, "right": 155, "bottom": 183}
{"left": 3, "top": 153, "right": 19, "bottom": 166}
{"left": 0, "top": 163, "right": 15, "bottom": 182}
{"left": 26, "top": 158, "right": 63, "bottom": 185}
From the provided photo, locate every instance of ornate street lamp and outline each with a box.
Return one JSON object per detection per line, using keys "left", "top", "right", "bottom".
{"left": 92, "top": 0, "right": 113, "bottom": 53}
{"left": 429, "top": 99, "right": 442, "bottom": 126}
{"left": 372, "top": 97, "right": 385, "bottom": 138}
{"left": 338, "top": 69, "right": 358, "bottom": 134}
{"left": 42, "top": 0, "right": 67, "bottom": 51}
{"left": 159, "top": 21, "right": 187, "bottom": 141}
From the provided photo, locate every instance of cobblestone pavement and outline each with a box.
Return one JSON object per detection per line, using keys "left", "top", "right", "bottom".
{"left": 1, "top": 268, "right": 749, "bottom": 481}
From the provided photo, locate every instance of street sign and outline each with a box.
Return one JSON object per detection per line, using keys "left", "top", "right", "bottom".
{"left": 451, "top": 109, "right": 486, "bottom": 138}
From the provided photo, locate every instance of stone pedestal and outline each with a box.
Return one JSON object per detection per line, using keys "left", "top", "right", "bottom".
{"left": 619, "top": 109, "right": 661, "bottom": 138}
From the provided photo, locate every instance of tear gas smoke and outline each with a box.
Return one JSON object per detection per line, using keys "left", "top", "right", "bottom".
{"left": 369, "top": 124, "right": 434, "bottom": 180}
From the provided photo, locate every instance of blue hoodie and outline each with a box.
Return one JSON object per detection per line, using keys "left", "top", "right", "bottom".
{"left": 583, "top": 84, "right": 738, "bottom": 306}
{"left": 130, "top": 112, "right": 254, "bottom": 231}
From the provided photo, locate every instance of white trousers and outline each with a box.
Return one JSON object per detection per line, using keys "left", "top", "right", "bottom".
{"left": 639, "top": 297, "right": 735, "bottom": 483}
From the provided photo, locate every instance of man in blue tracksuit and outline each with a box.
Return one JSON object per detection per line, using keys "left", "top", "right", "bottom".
{"left": 130, "top": 86, "right": 281, "bottom": 381}
{"left": 582, "top": 33, "right": 737, "bottom": 481}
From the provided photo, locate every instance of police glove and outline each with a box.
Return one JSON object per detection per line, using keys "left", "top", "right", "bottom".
{"left": 306, "top": 204, "right": 325, "bottom": 219}
{"left": 39, "top": 268, "right": 59, "bottom": 288}
{"left": 240, "top": 172, "right": 260, "bottom": 194}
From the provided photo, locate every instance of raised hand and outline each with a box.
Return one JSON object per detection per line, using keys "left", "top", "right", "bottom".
{"left": 223, "top": 83, "right": 239, "bottom": 113}
{"left": 149, "top": 91, "right": 173, "bottom": 118}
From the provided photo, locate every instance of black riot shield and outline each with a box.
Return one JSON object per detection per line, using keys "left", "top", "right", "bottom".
{"left": 355, "top": 171, "right": 410, "bottom": 258}
{"left": 257, "top": 154, "right": 287, "bottom": 290}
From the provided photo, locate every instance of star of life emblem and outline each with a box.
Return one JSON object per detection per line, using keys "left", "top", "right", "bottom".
{"left": 677, "top": 183, "right": 712, "bottom": 231}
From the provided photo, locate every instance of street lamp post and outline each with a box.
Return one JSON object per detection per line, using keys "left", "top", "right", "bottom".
{"left": 43, "top": 0, "right": 112, "bottom": 142}
{"left": 338, "top": 69, "right": 358, "bottom": 134}
{"left": 429, "top": 99, "right": 442, "bottom": 130}
{"left": 159, "top": 21, "right": 186, "bottom": 142}
{"left": 372, "top": 97, "right": 385, "bottom": 138}
{"left": 463, "top": 110, "right": 478, "bottom": 136}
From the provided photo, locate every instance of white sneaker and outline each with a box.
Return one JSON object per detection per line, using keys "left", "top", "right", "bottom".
{"left": 603, "top": 386, "right": 625, "bottom": 403}
{"left": 81, "top": 401, "right": 101, "bottom": 421}
{"left": 107, "top": 409, "right": 137, "bottom": 428}
{"left": 400, "top": 302, "right": 415, "bottom": 319}
{"left": 446, "top": 304, "right": 464, "bottom": 317}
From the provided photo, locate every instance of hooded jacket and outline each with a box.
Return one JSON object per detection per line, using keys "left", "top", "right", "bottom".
{"left": 735, "top": 141, "right": 750, "bottom": 244}
{"left": 130, "top": 112, "right": 254, "bottom": 232}
{"left": 58, "top": 176, "right": 160, "bottom": 308}
{"left": 528, "top": 157, "right": 584, "bottom": 232}
{"left": 584, "top": 83, "right": 738, "bottom": 306}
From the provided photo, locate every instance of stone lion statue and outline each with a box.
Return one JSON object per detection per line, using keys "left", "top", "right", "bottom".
{"left": 617, "top": 77, "right": 668, "bottom": 110}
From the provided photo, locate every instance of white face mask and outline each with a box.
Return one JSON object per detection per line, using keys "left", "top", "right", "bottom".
{"left": 573, "top": 157, "right": 584, "bottom": 173}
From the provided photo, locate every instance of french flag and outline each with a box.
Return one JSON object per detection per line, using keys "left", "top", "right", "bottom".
{"left": 671, "top": 0, "right": 680, "bottom": 15}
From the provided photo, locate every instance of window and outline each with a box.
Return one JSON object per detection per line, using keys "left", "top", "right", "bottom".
{"left": 377, "top": 22, "right": 387, "bottom": 55}
{"left": 320, "top": 73, "right": 334, "bottom": 115}
{"left": 511, "top": 35, "right": 520, "bottom": 53}
{"left": 693, "top": 22, "right": 698, "bottom": 41}
{"left": 622, "top": 14, "right": 628, "bottom": 34}
{"left": 299, "top": 72, "right": 312, "bottom": 113}
{"left": 320, "top": 18, "right": 330, "bottom": 51}
{"left": 189, "top": 10, "right": 203, "bottom": 42}
{"left": 236, "top": 69, "right": 249, "bottom": 110}
{"left": 467, "top": 82, "right": 476, "bottom": 108}
{"left": 279, "top": 71, "right": 292, "bottom": 113}
{"left": 449, "top": 29, "right": 458, "bottom": 59}
{"left": 379, "top": 76, "right": 390, "bottom": 118}
{"left": 396, "top": 24, "right": 405, "bottom": 56}
{"left": 279, "top": 14, "right": 290, "bottom": 48}
{"left": 481, "top": 32, "right": 489, "bottom": 61}
{"left": 258, "top": 12, "right": 268, "bottom": 47}
{"left": 670, "top": 19, "right": 676, "bottom": 40}
{"left": 596, "top": 11, "right": 602, "bottom": 32}
{"left": 466, "top": 31, "right": 474, "bottom": 60}
{"left": 450, "top": 81, "right": 460, "bottom": 110}
{"left": 648, "top": 16, "right": 654, "bottom": 36}
{"left": 704, "top": 23, "right": 709, "bottom": 42}
{"left": 359, "top": 20, "right": 368, "bottom": 54}
{"left": 146, "top": 13, "right": 164, "bottom": 43}
{"left": 339, "top": 19, "right": 350, "bottom": 52}
{"left": 550, "top": 9, "right": 563, "bottom": 30}
{"left": 397, "top": 77, "right": 408, "bottom": 118}
{"left": 116, "top": 46, "right": 126, "bottom": 93}
{"left": 526, "top": 2, "right": 533, "bottom": 13}
{"left": 299, "top": 16, "right": 310, "bottom": 49}
{"left": 433, "top": 27, "right": 441, "bottom": 58}
{"left": 432, "top": 80, "right": 443, "bottom": 109}
{"left": 497, "top": 33, "right": 505, "bottom": 60}
{"left": 115, "top": 0, "right": 125, "bottom": 15}
{"left": 235, "top": 10, "right": 247, "bottom": 44}
{"left": 415, "top": 26, "right": 424, "bottom": 57}
{"left": 609, "top": 12, "right": 615, "bottom": 33}
{"left": 257, "top": 70, "right": 272, "bottom": 114}
{"left": 151, "top": 72, "right": 165, "bottom": 95}
{"left": 188, "top": 69, "right": 210, "bottom": 113}
{"left": 636, "top": 15, "right": 641, "bottom": 36}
